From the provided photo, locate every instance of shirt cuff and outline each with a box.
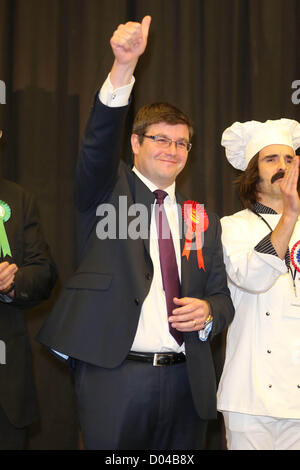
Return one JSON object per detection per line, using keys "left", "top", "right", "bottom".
{"left": 0, "top": 294, "right": 13, "bottom": 303}
{"left": 255, "top": 232, "right": 290, "bottom": 268}
{"left": 198, "top": 320, "right": 213, "bottom": 342}
{"left": 255, "top": 233, "right": 278, "bottom": 256}
{"left": 99, "top": 73, "right": 135, "bottom": 107}
{"left": 52, "top": 349, "right": 69, "bottom": 361}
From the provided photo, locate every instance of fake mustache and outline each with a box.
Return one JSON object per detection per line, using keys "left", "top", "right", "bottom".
{"left": 271, "top": 170, "right": 285, "bottom": 184}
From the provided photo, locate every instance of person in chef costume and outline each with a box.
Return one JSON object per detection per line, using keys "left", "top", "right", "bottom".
{"left": 217, "top": 118, "right": 300, "bottom": 450}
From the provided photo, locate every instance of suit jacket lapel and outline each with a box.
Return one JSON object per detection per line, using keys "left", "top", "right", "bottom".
{"left": 176, "top": 191, "right": 190, "bottom": 296}
{"left": 127, "top": 167, "right": 190, "bottom": 286}
{"left": 126, "top": 166, "right": 155, "bottom": 257}
{"left": 176, "top": 192, "right": 200, "bottom": 344}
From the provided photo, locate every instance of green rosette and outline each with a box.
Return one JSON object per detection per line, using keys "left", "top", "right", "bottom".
{"left": 0, "top": 200, "right": 12, "bottom": 258}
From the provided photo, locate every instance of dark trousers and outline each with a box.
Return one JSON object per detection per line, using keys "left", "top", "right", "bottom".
{"left": 74, "top": 357, "right": 207, "bottom": 450}
{"left": 0, "top": 404, "right": 27, "bottom": 450}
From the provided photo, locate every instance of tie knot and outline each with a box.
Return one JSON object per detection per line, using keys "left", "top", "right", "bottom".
{"left": 154, "top": 189, "right": 168, "bottom": 205}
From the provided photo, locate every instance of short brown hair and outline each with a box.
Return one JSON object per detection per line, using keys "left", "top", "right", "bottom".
{"left": 132, "top": 102, "right": 193, "bottom": 142}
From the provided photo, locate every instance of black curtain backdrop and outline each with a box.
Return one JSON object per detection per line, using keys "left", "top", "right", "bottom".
{"left": 0, "top": 0, "right": 299, "bottom": 450}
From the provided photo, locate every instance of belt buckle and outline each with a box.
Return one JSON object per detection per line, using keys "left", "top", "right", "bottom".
{"left": 153, "top": 353, "right": 165, "bottom": 366}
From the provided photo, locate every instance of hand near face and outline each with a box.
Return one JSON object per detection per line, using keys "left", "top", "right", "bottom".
{"left": 270, "top": 154, "right": 300, "bottom": 260}
{"left": 280, "top": 154, "right": 300, "bottom": 218}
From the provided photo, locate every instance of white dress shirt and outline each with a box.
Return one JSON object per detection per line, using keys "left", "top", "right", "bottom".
{"left": 130, "top": 168, "right": 184, "bottom": 353}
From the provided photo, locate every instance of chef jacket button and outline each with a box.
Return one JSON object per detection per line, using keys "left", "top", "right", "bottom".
{"left": 298, "top": 385, "right": 300, "bottom": 389}
{"left": 266, "top": 312, "right": 270, "bottom": 316}
{"left": 268, "top": 384, "right": 272, "bottom": 388}
{"left": 134, "top": 298, "right": 140, "bottom": 305}
{"left": 267, "top": 350, "right": 271, "bottom": 354}
{"left": 145, "top": 273, "right": 152, "bottom": 280}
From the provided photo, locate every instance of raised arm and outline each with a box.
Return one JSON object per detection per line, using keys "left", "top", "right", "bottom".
{"left": 76, "top": 16, "right": 151, "bottom": 212}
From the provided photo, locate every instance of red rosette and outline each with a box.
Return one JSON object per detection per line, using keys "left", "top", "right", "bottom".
{"left": 181, "top": 200, "right": 209, "bottom": 271}
{"left": 291, "top": 240, "right": 300, "bottom": 273}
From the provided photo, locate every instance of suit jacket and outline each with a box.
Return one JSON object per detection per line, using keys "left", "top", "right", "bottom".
{"left": 38, "top": 96, "right": 234, "bottom": 420}
{"left": 0, "top": 179, "right": 57, "bottom": 427}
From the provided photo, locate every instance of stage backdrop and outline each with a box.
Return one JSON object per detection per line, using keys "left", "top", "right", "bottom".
{"left": 0, "top": 0, "right": 299, "bottom": 449}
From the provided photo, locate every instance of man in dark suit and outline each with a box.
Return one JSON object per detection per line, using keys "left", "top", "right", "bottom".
{"left": 0, "top": 128, "right": 57, "bottom": 449}
{"left": 38, "top": 16, "right": 234, "bottom": 450}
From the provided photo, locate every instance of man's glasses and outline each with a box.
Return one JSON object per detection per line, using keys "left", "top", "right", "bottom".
{"left": 142, "top": 134, "right": 192, "bottom": 152}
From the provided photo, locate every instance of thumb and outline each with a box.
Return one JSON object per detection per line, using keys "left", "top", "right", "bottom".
{"left": 173, "top": 297, "right": 188, "bottom": 305}
{"left": 141, "top": 15, "right": 151, "bottom": 41}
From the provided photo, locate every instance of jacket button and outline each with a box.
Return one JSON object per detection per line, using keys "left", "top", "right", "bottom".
{"left": 267, "top": 350, "right": 271, "bottom": 354}
{"left": 134, "top": 298, "right": 140, "bottom": 305}
{"left": 266, "top": 312, "right": 270, "bottom": 316}
{"left": 145, "top": 273, "right": 151, "bottom": 280}
{"left": 268, "top": 384, "right": 272, "bottom": 388}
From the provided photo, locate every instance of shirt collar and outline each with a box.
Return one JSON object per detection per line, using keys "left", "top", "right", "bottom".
{"left": 132, "top": 166, "right": 176, "bottom": 203}
{"left": 253, "top": 201, "right": 278, "bottom": 215}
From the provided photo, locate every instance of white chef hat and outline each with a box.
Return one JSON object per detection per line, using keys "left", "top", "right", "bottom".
{"left": 221, "top": 118, "right": 300, "bottom": 170}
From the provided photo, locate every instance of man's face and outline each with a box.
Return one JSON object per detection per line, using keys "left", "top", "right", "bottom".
{"left": 257, "top": 144, "right": 295, "bottom": 201}
{"left": 131, "top": 122, "right": 190, "bottom": 188}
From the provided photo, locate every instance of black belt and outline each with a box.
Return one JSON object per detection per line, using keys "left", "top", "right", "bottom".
{"left": 127, "top": 351, "right": 186, "bottom": 366}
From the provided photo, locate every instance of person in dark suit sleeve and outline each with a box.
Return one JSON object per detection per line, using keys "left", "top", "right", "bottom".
{"left": 0, "top": 129, "right": 57, "bottom": 449}
{"left": 37, "top": 16, "right": 234, "bottom": 450}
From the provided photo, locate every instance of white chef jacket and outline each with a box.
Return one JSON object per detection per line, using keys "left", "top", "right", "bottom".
{"left": 217, "top": 207, "right": 300, "bottom": 419}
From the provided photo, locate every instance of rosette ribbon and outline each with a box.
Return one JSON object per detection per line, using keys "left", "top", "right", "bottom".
{"left": 291, "top": 240, "right": 300, "bottom": 272}
{"left": 182, "top": 200, "right": 209, "bottom": 271}
{"left": 0, "top": 201, "right": 12, "bottom": 258}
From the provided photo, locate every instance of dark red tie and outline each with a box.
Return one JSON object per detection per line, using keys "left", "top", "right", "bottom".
{"left": 154, "top": 190, "right": 183, "bottom": 346}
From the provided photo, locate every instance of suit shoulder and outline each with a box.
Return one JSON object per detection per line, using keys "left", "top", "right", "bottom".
{"left": 221, "top": 209, "right": 257, "bottom": 237}
{"left": 1, "top": 177, "right": 22, "bottom": 193}
{"left": 0, "top": 178, "right": 34, "bottom": 200}
{"left": 0, "top": 179, "right": 38, "bottom": 221}
{"left": 221, "top": 208, "right": 252, "bottom": 224}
